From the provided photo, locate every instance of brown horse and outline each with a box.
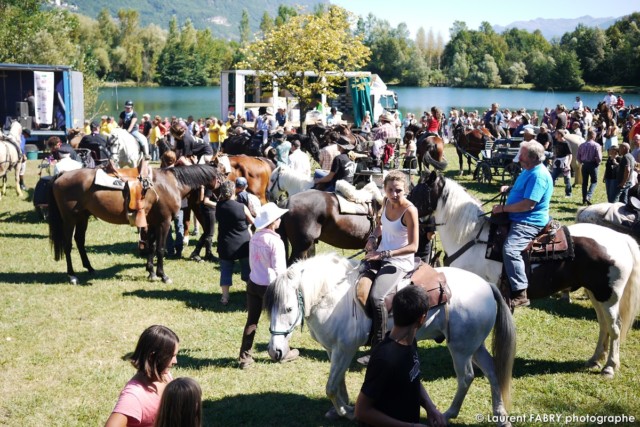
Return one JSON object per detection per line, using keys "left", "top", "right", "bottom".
{"left": 404, "top": 124, "right": 448, "bottom": 173}
{"left": 48, "top": 164, "right": 224, "bottom": 284}
{"left": 225, "top": 155, "right": 275, "bottom": 204}
{"left": 279, "top": 190, "right": 377, "bottom": 264}
{"left": 452, "top": 124, "right": 491, "bottom": 175}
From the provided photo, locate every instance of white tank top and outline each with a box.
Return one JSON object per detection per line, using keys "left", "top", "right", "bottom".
{"left": 378, "top": 200, "right": 414, "bottom": 272}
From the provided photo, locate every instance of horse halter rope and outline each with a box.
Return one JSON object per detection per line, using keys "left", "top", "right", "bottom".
{"left": 269, "top": 289, "right": 305, "bottom": 336}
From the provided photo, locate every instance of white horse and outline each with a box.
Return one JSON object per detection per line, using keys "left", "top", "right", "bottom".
{"left": 268, "top": 165, "right": 383, "bottom": 204}
{"left": 265, "top": 253, "right": 515, "bottom": 425}
{"left": 107, "top": 128, "right": 142, "bottom": 168}
{"left": 409, "top": 171, "right": 640, "bottom": 377}
{"left": 267, "top": 165, "right": 314, "bottom": 202}
{"left": 0, "top": 121, "right": 24, "bottom": 199}
{"left": 576, "top": 202, "right": 640, "bottom": 243}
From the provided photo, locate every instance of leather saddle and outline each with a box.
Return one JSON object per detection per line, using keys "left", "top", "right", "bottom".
{"left": 104, "top": 159, "right": 152, "bottom": 228}
{"left": 486, "top": 216, "right": 574, "bottom": 264}
{"left": 356, "top": 261, "right": 451, "bottom": 318}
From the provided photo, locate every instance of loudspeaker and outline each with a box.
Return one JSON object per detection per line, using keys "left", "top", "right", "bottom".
{"left": 16, "top": 102, "right": 28, "bottom": 117}
{"left": 18, "top": 116, "right": 32, "bottom": 130}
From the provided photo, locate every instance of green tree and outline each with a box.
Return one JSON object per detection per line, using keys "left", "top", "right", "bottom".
{"left": 259, "top": 11, "right": 274, "bottom": 36}
{"left": 505, "top": 61, "right": 528, "bottom": 85}
{"left": 551, "top": 47, "right": 584, "bottom": 90}
{"left": 239, "top": 9, "right": 250, "bottom": 44}
{"left": 449, "top": 52, "right": 469, "bottom": 86}
{"left": 240, "top": 6, "right": 370, "bottom": 112}
{"left": 275, "top": 5, "right": 297, "bottom": 26}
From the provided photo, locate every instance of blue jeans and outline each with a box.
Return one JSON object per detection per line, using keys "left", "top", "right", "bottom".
{"left": 313, "top": 169, "right": 335, "bottom": 192}
{"left": 166, "top": 208, "right": 185, "bottom": 256}
{"left": 503, "top": 222, "right": 543, "bottom": 292}
{"left": 615, "top": 181, "right": 632, "bottom": 204}
{"left": 605, "top": 179, "right": 619, "bottom": 203}
{"left": 219, "top": 257, "right": 250, "bottom": 286}
{"left": 581, "top": 162, "right": 599, "bottom": 202}
{"left": 130, "top": 129, "right": 149, "bottom": 157}
{"left": 551, "top": 168, "right": 572, "bottom": 196}
{"left": 150, "top": 144, "right": 159, "bottom": 161}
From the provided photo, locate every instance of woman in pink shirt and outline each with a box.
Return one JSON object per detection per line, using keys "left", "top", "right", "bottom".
{"left": 238, "top": 203, "right": 299, "bottom": 369}
{"left": 105, "top": 325, "right": 179, "bottom": 427}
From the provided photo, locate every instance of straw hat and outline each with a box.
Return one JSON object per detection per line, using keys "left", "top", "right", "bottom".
{"left": 379, "top": 111, "right": 394, "bottom": 123}
{"left": 254, "top": 203, "right": 288, "bottom": 230}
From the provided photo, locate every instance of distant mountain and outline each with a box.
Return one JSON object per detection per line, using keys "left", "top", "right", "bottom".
{"left": 494, "top": 15, "right": 620, "bottom": 40}
{"left": 55, "top": 0, "right": 328, "bottom": 40}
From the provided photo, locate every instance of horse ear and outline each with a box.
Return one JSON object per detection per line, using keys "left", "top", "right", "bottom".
{"left": 426, "top": 170, "right": 437, "bottom": 185}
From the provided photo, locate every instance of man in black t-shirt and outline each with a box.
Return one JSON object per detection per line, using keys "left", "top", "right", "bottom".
{"left": 616, "top": 143, "right": 636, "bottom": 204}
{"left": 313, "top": 136, "right": 356, "bottom": 192}
{"left": 355, "top": 286, "right": 445, "bottom": 427}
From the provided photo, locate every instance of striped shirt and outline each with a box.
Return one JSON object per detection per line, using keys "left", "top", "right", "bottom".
{"left": 374, "top": 122, "right": 397, "bottom": 141}
{"left": 577, "top": 139, "right": 602, "bottom": 165}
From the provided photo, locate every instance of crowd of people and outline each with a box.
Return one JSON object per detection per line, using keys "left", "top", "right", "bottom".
{"left": 15, "top": 91, "right": 638, "bottom": 426}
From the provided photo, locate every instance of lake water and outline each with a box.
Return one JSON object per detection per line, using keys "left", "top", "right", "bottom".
{"left": 97, "top": 85, "right": 640, "bottom": 121}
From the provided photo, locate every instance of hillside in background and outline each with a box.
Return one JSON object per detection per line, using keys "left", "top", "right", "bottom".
{"left": 494, "top": 15, "right": 619, "bottom": 40}
{"left": 59, "top": 0, "right": 328, "bottom": 40}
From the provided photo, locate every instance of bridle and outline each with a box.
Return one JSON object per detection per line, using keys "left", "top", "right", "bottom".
{"left": 269, "top": 288, "right": 305, "bottom": 336}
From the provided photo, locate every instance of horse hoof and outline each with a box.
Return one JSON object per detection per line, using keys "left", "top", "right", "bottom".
{"left": 601, "top": 366, "right": 615, "bottom": 378}
{"left": 69, "top": 276, "right": 79, "bottom": 285}
{"left": 585, "top": 359, "right": 602, "bottom": 370}
{"left": 324, "top": 407, "right": 340, "bottom": 421}
{"left": 162, "top": 276, "right": 173, "bottom": 284}
{"left": 148, "top": 273, "right": 160, "bottom": 282}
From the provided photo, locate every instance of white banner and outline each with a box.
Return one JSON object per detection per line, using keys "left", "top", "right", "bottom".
{"left": 34, "top": 71, "right": 54, "bottom": 125}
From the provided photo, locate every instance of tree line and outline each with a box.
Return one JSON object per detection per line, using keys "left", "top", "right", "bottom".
{"left": 1, "top": 1, "right": 639, "bottom": 116}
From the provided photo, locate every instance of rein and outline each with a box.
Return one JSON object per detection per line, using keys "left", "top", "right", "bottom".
{"left": 269, "top": 289, "right": 305, "bottom": 336}
{"left": 443, "top": 220, "right": 489, "bottom": 266}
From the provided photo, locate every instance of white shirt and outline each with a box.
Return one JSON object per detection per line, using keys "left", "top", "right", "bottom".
{"left": 289, "top": 149, "right": 311, "bottom": 177}
{"left": 53, "top": 156, "right": 82, "bottom": 175}
{"left": 573, "top": 100, "right": 583, "bottom": 111}
{"left": 603, "top": 94, "right": 617, "bottom": 107}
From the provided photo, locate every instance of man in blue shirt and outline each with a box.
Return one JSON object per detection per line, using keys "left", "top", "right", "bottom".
{"left": 492, "top": 140, "right": 553, "bottom": 308}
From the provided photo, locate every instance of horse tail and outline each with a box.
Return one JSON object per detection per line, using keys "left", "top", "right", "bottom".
{"left": 47, "top": 176, "right": 65, "bottom": 261}
{"left": 619, "top": 235, "right": 640, "bottom": 341}
{"left": 489, "top": 281, "right": 516, "bottom": 409}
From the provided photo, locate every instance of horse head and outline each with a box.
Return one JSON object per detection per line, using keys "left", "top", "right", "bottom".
{"left": 409, "top": 171, "right": 444, "bottom": 217}
{"left": 106, "top": 131, "right": 121, "bottom": 163}
{"left": 264, "top": 265, "right": 306, "bottom": 362}
{"left": 268, "top": 166, "right": 287, "bottom": 203}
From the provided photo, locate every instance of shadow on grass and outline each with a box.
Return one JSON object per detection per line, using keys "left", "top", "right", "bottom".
{"left": 0, "top": 232, "right": 46, "bottom": 239}
{"left": 0, "top": 208, "right": 42, "bottom": 224}
{"left": 0, "top": 262, "right": 140, "bottom": 285}
{"left": 529, "top": 297, "right": 597, "bottom": 322}
{"left": 203, "top": 392, "right": 350, "bottom": 426}
{"left": 122, "top": 288, "right": 247, "bottom": 313}
{"left": 87, "top": 241, "right": 139, "bottom": 256}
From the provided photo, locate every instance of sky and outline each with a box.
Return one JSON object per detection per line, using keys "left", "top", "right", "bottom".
{"left": 330, "top": 0, "right": 639, "bottom": 40}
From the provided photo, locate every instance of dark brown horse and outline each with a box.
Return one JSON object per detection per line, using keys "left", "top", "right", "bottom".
{"left": 405, "top": 124, "right": 448, "bottom": 173}
{"left": 452, "top": 124, "right": 491, "bottom": 175}
{"left": 48, "top": 164, "right": 224, "bottom": 284}
{"left": 279, "top": 190, "right": 377, "bottom": 264}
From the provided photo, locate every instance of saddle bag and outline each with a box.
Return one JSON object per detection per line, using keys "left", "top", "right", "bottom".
{"left": 485, "top": 213, "right": 510, "bottom": 262}
{"left": 410, "top": 263, "right": 451, "bottom": 309}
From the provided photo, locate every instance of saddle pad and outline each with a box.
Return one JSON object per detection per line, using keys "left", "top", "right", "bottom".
{"left": 336, "top": 193, "right": 369, "bottom": 215}
{"left": 604, "top": 202, "right": 638, "bottom": 227}
{"left": 94, "top": 169, "right": 127, "bottom": 189}
{"left": 410, "top": 263, "right": 451, "bottom": 309}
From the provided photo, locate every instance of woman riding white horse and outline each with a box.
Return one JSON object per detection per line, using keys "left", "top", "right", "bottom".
{"left": 0, "top": 120, "right": 24, "bottom": 199}
{"left": 265, "top": 253, "right": 515, "bottom": 425}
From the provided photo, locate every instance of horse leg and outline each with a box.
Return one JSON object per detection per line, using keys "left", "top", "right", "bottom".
{"left": 457, "top": 148, "right": 463, "bottom": 176}
{"left": 473, "top": 345, "right": 510, "bottom": 425}
{"left": 14, "top": 165, "right": 22, "bottom": 197}
{"left": 74, "top": 214, "right": 95, "bottom": 274}
{"left": 62, "top": 222, "right": 79, "bottom": 285}
{"left": 146, "top": 227, "right": 160, "bottom": 282}
{"left": 584, "top": 290, "right": 608, "bottom": 370}
{"left": 443, "top": 351, "right": 475, "bottom": 422}
{"left": 324, "top": 347, "right": 357, "bottom": 420}
{"left": 155, "top": 221, "right": 172, "bottom": 284}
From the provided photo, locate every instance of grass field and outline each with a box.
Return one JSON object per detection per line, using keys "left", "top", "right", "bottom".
{"left": 1, "top": 144, "right": 639, "bottom": 426}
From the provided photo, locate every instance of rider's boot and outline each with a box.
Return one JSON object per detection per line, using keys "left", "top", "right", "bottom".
{"left": 357, "top": 303, "right": 388, "bottom": 366}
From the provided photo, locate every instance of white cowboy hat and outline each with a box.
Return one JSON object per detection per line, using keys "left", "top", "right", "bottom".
{"left": 379, "top": 111, "right": 394, "bottom": 123}
{"left": 265, "top": 107, "right": 274, "bottom": 115}
{"left": 254, "top": 202, "right": 288, "bottom": 230}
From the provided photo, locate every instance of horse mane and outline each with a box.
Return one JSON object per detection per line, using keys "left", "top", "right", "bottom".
{"left": 439, "top": 177, "right": 485, "bottom": 244}
{"left": 169, "top": 164, "right": 223, "bottom": 189}
{"left": 264, "top": 253, "right": 358, "bottom": 319}
{"left": 277, "top": 166, "right": 313, "bottom": 195}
